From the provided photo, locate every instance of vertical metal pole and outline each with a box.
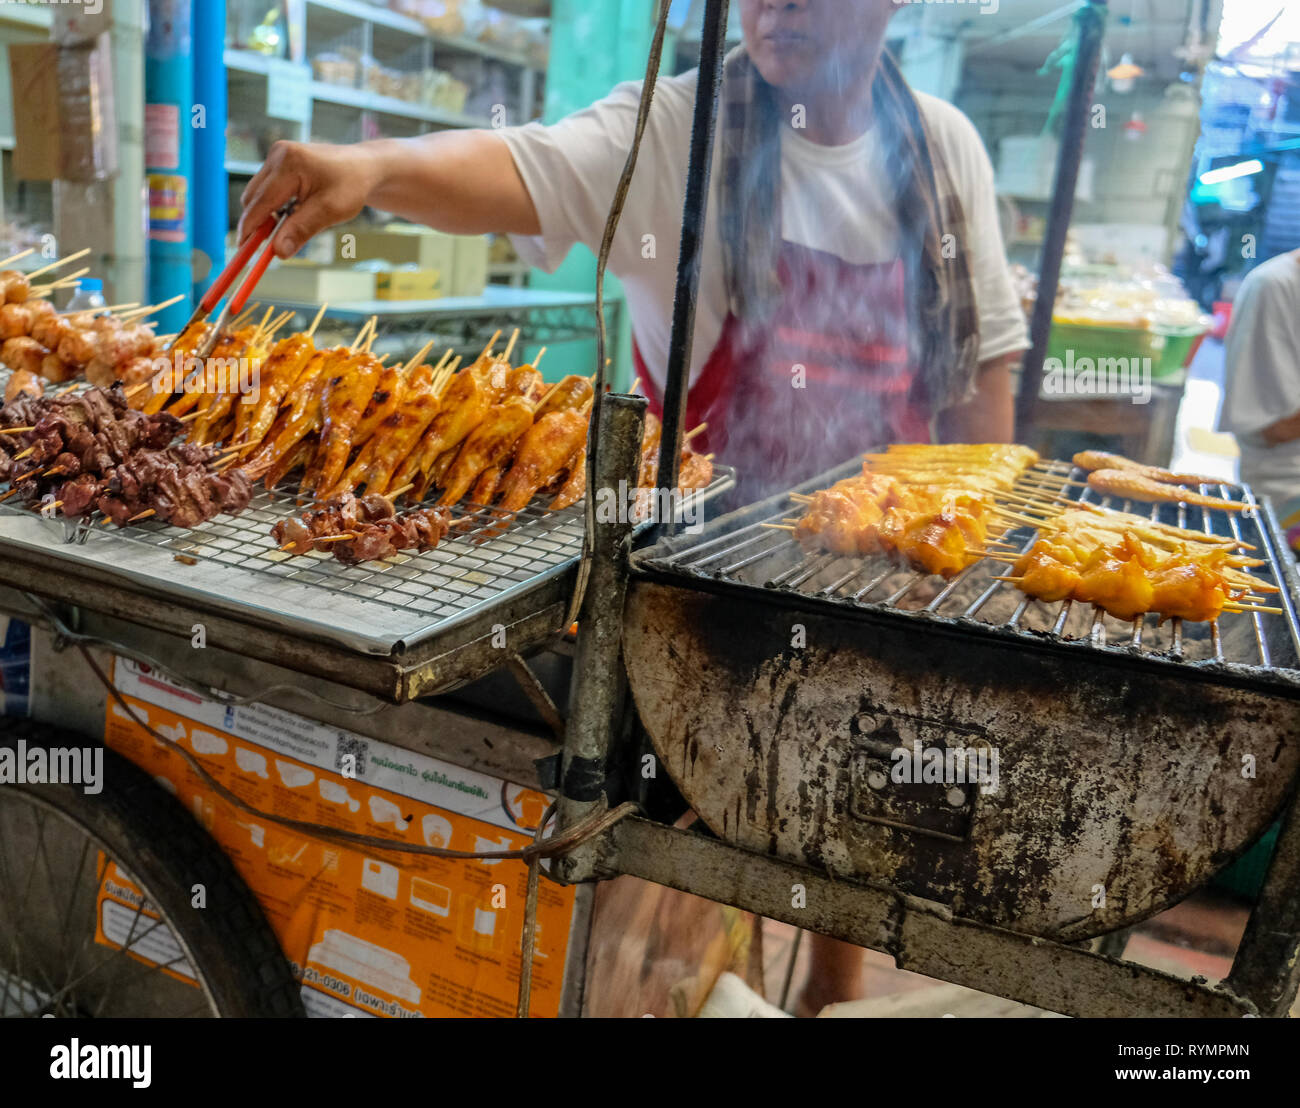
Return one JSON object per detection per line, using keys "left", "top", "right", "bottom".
{"left": 553, "top": 394, "right": 647, "bottom": 884}
{"left": 655, "top": 0, "right": 730, "bottom": 492}
{"left": 1014, "top": 1, "right": 1108, "bottom": 438}
{"left": 1225, "top": 792, "right": 1300, "bottom": 1016}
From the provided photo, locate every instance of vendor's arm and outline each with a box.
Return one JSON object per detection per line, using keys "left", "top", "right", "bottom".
{"left": 936, "top": 352, "right": 1018, "bottom": 444}
{"left": 238, "top": 132, "right": 542, "bottom": 258}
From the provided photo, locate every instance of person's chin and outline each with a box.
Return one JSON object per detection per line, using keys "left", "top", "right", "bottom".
{"left": 752, "top": 47, "right": 817, "bottom": 92}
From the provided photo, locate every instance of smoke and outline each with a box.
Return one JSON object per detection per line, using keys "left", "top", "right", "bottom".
{"left": 716, "top": 102, "right": 929, "bottom": 502}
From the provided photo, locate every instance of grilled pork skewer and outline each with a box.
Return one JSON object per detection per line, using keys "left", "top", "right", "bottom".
{"left": 1086, "top": 469, "right": 1247, "bottom": 511}
{"left": 1072, "top": 450, "right": 1217, "bottom": 486}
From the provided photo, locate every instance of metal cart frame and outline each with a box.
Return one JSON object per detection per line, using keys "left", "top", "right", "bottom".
{"left": 4, "top": 0, "right": 1298, "bottom": 1020}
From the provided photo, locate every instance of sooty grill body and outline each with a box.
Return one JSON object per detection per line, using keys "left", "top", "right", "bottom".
{"left": 624, "top": 459, "right": 1300, "bottom": 941}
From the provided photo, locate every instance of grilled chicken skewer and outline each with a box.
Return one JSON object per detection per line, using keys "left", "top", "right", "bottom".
{"left": 329, "top": 362, "right": 443, "bottom": 498}
{"left": 495, "top": 409, "right": 589, "bottom": 515}
{"left": 238, "top": 332, "right": 316, "bottom": 444}
{"left": 391, "top": 363, "right": 499, "bottom": 498}
{"left": 437, "top": 396, "right": 535, "bottom": 507}
{"left": 549, "top": 446, "right": 586, "bottom": 511}
{"left": 311, "top": 350, "right": 383, "bottom": 495}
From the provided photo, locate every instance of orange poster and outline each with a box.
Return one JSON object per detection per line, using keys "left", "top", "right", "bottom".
{"left": 100, "top": 657, "right": 574, "bottom": 1018}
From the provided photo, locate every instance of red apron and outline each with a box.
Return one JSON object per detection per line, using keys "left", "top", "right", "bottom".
{"left": 637, "top": 241, "right": 930, "bottom": 501}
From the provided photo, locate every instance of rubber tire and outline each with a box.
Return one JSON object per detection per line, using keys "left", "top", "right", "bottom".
{"left": 0, "top": 716, "right": 305, "bottom": 1017}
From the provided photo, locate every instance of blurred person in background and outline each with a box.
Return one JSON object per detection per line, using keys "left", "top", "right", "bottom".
{"left": 1221, "top": 248, "right": 1300, "bottom": 554}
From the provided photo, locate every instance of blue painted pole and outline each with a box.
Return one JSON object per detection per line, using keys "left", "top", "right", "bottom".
{"left": 145, "top": 0, "right": 195, "bottom": 334}
{"left": 192, "top": 0, "right": 228, "bottom": 306}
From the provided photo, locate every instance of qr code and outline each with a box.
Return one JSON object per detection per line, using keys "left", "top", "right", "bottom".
{"left": 335, "top": 735, "right": 368, "bottom": 777}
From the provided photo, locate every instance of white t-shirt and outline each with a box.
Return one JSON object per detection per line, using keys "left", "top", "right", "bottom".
{"left": 500, "top": 68, "right": 1028, "bottom": 398}
{"left": 1221, "top": 250, "right": 1300, "bottom": 506}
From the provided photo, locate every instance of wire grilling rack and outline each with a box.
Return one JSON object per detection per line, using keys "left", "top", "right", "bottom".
{"left": 636, "top": 457, "right": 1300, "bottom": 675}
{"left": 0, "top": 368, "right": 734, "bottom": 674}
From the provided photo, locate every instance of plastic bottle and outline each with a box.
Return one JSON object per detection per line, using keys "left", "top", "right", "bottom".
{"left": 66, "top": 277, "right": 106, "bottom": 313}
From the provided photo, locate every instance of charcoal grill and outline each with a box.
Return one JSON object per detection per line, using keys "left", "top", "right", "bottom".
{"left": 622, "top": 456, "right": 1300, "bottom": 941}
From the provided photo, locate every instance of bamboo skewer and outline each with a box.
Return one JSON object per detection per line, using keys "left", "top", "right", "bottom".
{"left": 0, "top": 247, "right": 35, "bottom": 267}
{"left": 31, "top": 267, "right": 91, "bottom": 296}
{"left": 683, "top": 422, "right": 708, "bottom": 444}
{"left": 127, "top": 509, "right": 156, "bottom": 523}
{"left": 305, "top": 303, "right": 328, "bottom": 339}
{"left": 403, "top": 338, "right": 437, "bottom": 373}
{"left": 116, "top": 294, "right": 185, "bottom": 322}
{"left": 531, "top": 346, "right": 547, "bottom": 370}
{"left": 0, "top": 426, "right": 34, "bottom": 435}
{"left": 500, "top": 328, "right": 520, "bottom": 364}
{"left": 475, "top": 330, "right": 501, "bottom": 365}
{"left": 229, "top": 302, "right": 262, "bottom": 329}
{"left": 59, "top": 300, "right": 139, "bottom": 317}
{"left": 348, "top": 318, "right": 372, "bottom": 350}
{"left": 384, "top": 483, "right": 414, "bottom": 501}
{"left": 24, "top": 247, "right": 91, "bottom": 281}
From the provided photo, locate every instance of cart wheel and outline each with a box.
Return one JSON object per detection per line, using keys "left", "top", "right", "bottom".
{"left": 0, "top": 718, "right": 304, "bottom": 1017}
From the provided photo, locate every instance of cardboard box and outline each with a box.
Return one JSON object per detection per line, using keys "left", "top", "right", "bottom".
{"left": 340, "top": 225, "right": 455, "bottom": 276}
{"left": 253, "top": 262, "right": 376, "bottom": 303}
{"left": 339, "top": 224, "right": 487, "bottom": 296}
{"left": 450, "top": 235, "right": 488, "bottom": 297}
{"left": 376, "top": 269, "right": 441, "bottom": 301}
{"left": 10, "top": 34, "right": 118, "bottom": 182}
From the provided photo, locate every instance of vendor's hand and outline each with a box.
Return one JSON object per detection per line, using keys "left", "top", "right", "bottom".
{"left": 239, "top": 140, "right": 379, "bottom": 259}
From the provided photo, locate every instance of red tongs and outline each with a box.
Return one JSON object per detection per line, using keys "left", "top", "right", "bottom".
{"left": 187, "top": 198, "right": 297, "bottom": 359}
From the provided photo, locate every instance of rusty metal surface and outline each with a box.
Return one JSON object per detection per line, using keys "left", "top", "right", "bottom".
{"left": 603, "top": 817, "right": 1256, "bottom": 1017}
{"left": 0, "top": 549, "right": 576, "bottom": 703}
{"left": 622, "top": 580, "right": 1300, "bottom": 941}
{"left": 1227, "top": 773, "right": 1300, "bottom": 1016}
{"left": 554, "top": 395, "right": 646, "bottom": 882}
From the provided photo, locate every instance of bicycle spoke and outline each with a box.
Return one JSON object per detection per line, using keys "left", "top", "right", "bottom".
{"left": 88, "top": 902, "right": 174, "bottom": 1019}
{"left": 53, "top": 835, "right": 94, "bottom": 1014}
{"left": 0, "top": 804, "right": 58, "bottom": 1006}
{"left": 35, "top": 901, "right": 164, "bottom": 1016}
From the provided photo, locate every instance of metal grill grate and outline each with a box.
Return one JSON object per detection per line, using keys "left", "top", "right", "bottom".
{"left": 639, "top": 458, "right": 1300, "bottom": 672}
{"left": 0, "top": 369, "right": 734, "bottom": 646}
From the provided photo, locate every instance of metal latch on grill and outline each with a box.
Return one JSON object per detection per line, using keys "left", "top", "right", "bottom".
{"left": 848, "top": 710, "right": 995, "bottom": 842}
